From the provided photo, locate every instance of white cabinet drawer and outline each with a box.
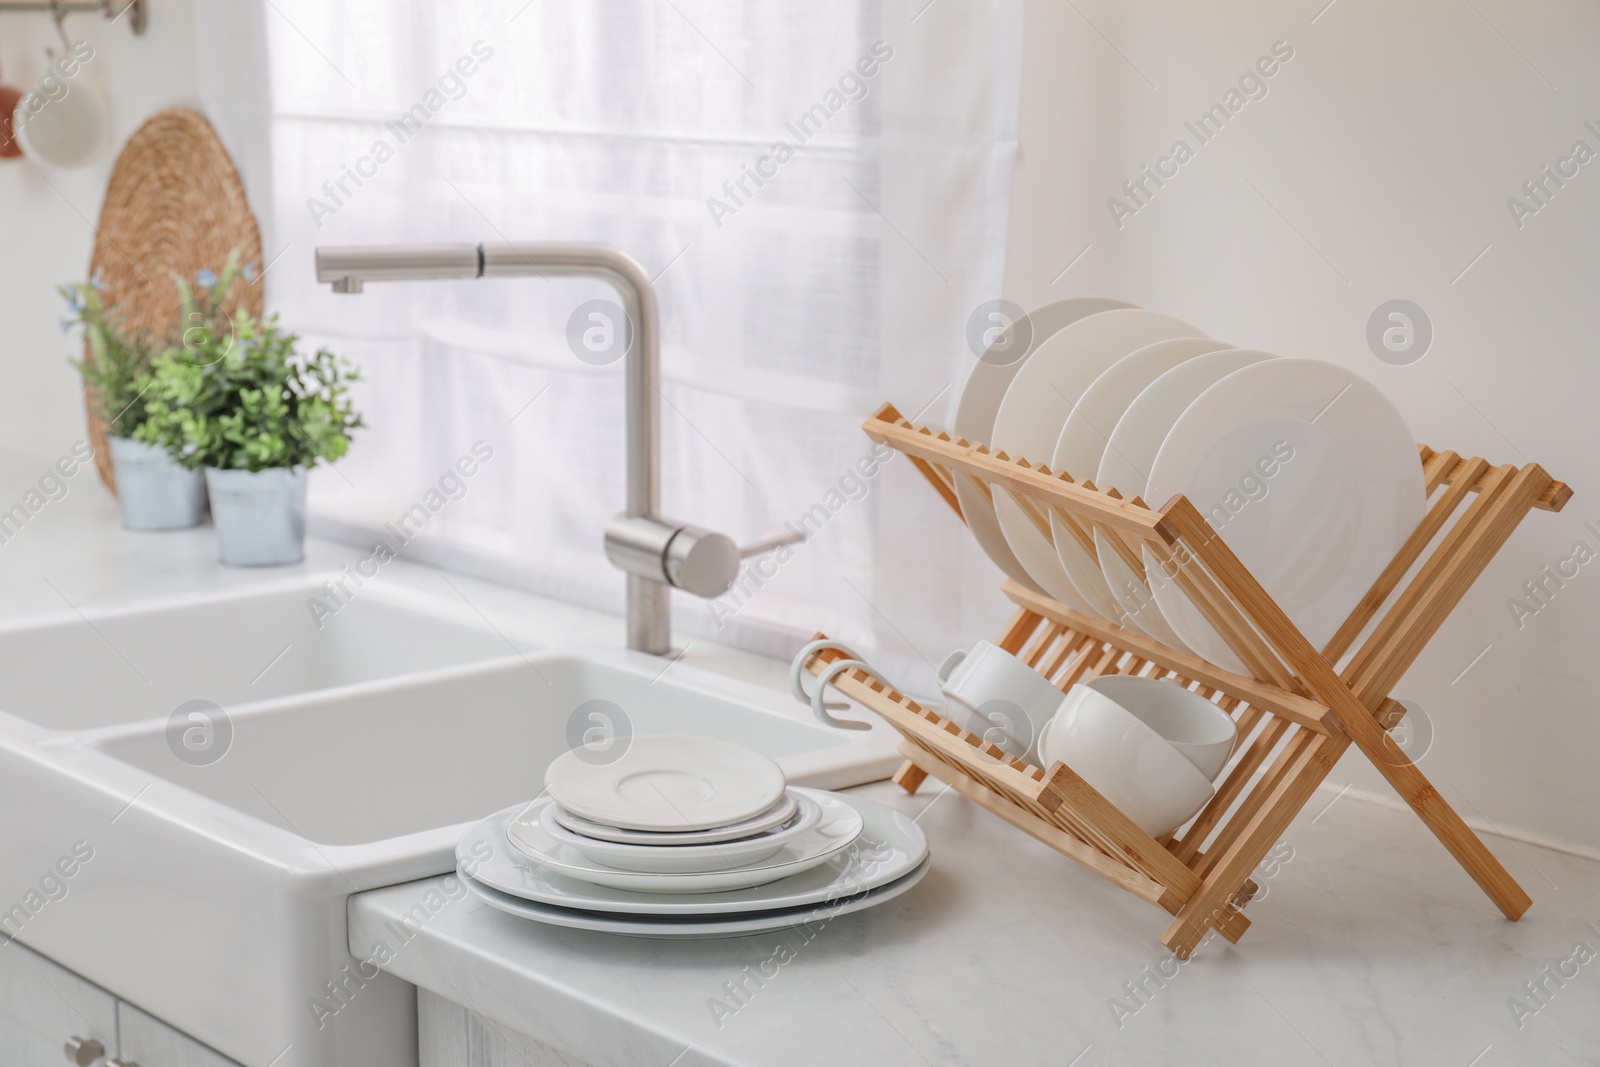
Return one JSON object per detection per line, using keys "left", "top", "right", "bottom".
{"left": 419, "top": 990, "right": 594, "bottom": 1067}
{"left": 0, "top": 939, "right": 118, "bottom": 1062}
{"left": 0, "top": 1010, "right": 90, "bottom": 1067}
{"left": 116, "top": 1002, "right": 245, "bottom": 1067}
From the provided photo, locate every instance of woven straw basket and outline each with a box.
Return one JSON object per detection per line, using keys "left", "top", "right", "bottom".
{"left": 85, "top": 107, "right": 263, "bottom": 493}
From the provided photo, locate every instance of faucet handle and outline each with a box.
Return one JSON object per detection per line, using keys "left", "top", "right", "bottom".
{"left": 63, "top": 1037, "right": 105, "bottom": 1065}
{"left": 663, "top": 525, "right": 740, "bottom": 598}
{"left": 605, "top": 515, "right": 740, "bottom": 599}
{"left": 738, "top": 530, "right": 805, "bottom": 559}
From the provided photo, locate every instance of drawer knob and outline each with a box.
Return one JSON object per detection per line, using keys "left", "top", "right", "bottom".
{"left": 62, "top": 1036, "right": 105, "bottom": 1065}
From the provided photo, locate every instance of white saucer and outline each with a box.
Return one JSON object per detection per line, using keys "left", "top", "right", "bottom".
{"left": 493, "top": 791, "right": 863, "bottom": 893}
{"left": 544, "top": 734, "right": 787, "bottom": 832}
{"left": 460, "top": 858, "right": 931, "bottom": 939}
{"left": 457, "top": 791, "right": 927, "bottom": 915}
{"left": 530, "top": 791, "right": 824, "bottom": 874}
{"left": 550, "top": 790, "right": 799, "bottom": 846}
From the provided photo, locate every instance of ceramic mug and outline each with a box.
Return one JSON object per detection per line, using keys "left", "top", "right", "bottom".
{"left": 12, "top": 67, "right": 109, "bottom": 170}
{"left": 937, "top": 641, "right": 1064, "bottom": 764}
{"left": 0, "top": 83, "right": 23, "bottom": 159}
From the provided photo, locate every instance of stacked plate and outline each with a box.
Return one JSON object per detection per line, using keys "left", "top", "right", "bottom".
{"left": 456, "top": 735, "right": 929, "bottom": 938}
{"left": 965, "top": 302, "right": 1426, "bottom": 673}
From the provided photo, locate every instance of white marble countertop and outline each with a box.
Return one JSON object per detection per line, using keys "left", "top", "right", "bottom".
{"left": 352, "top": 778, "right": 1600, "bottom": 1067}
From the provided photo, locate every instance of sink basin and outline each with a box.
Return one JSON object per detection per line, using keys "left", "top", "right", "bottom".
{"left": 90, "top": 650, "right": 887, "bottom": 847}
{"left": 0, "top": 580, "right": 900, "bottom": 1067}
{"left": 0, "top": 579, "right": 511, "bottom": 729}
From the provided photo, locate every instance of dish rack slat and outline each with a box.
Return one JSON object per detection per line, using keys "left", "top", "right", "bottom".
{"left": 801, "top": 402, "right": 1570, "bottom": 958}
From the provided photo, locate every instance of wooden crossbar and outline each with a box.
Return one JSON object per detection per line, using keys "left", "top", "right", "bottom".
{"left": 825, "top": 403, "right": 1570, "bottom": 958}
{"left": 1422, "top": 445, "right": 1571, "bottom": 511}
{"left": 864, "top": 404, "right": 1175, "bottom": 541}
{"left": 1001, "top": 582, "right": 1342, "bottom": 735}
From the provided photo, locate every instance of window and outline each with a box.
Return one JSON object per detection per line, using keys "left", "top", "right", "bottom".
{"left": 199, "top": 0, "right": 1024, "bottom": 685}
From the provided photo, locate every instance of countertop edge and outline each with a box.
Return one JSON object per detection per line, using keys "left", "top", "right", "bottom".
{"left": 349, "top": 880, "right": 755, "bottom": 1067}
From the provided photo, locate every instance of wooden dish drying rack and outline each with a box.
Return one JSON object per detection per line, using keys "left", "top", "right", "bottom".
{"left": 802, "top": 402, "right": 1570, "bottom": 958}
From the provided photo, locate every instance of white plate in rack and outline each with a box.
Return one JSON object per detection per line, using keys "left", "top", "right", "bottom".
{"left": 991, "top": 309, "right": 1206, "bottom": 608}
{"left": 1048, "top": 337, "right": 1234, "bottom": 628}
{"left": 1096, "top": 349, "right": 1278, "bottom": 646}
{"left": 953, "top": 298, "right": 1137, "bottom": 593}
{"left": 1143, "top": 358, "right": 1425, "bottom": 674}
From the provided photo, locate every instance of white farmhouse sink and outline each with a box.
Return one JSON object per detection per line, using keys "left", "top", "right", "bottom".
{"left": 0, "top": 579, "right": 511, "bottom": 729}
{"left": 0, "top": 579, "right": 899, "bottom": 1067}
{"left": 92, "top": 653, "right": 878, "bottom": 848}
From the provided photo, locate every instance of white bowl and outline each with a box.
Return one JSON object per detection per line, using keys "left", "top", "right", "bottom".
{"left": 1040, "top": 683, "right": 1215, "bottom": 837}
{"left": 1084, "top": 675, "right": 1237, "bottom": 781}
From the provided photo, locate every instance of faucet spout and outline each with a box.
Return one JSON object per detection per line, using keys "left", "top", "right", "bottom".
{"left": 313, "top": 240, "right": 738, "bottom": 655}
{"left": 478, "top": 243, "right": 659, "bottom": 522}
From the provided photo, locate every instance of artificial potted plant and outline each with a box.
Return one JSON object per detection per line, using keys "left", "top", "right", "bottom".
{"left": 64, "top": 273, "right": 207, "bottom": 530}
{"left": 136, "top": 289, "right": 362, "bottom": 566}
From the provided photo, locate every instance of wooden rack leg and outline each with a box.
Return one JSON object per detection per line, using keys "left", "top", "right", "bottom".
{"left": 893, "top": 760, "right": 929, "bottom": 795}
{"left": 1167, "top": 500, "right": 1533, "bottom": 922}
{"left": 1162, "top": 731, "right": 1344, "bottom": 958}
{"left": 1349, "top": 725, "right": 1530, "bottom": 919}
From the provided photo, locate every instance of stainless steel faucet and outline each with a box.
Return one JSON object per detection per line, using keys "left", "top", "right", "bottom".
{"left": 314, "top": 241, "right": 763, "bottom": 655}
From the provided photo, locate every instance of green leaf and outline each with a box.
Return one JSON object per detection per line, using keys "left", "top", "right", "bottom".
{"left": 111, "top": 250, "right": 364, "bottom": 472}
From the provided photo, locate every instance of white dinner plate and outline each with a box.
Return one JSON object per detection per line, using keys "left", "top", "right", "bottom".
{"left": 460, "top": 857, "right": 931, "bottom": 939}
{"left": 550, "top": 790, "right": 799, "bottom": 846}
{"left": 1049, "top": 338, "right": 1233, "bottom": 628}
{"left": 1143, "top": 359, "right": 1425, "bottom": 674}
{"left": 529, "top": 791, "right": 824, "bottom": 874}
{"left": 457, "top": 791, "right": 927, "bottom": 915}
{"left": 991, "top": 309, "right": 1206, "bottom": 608}
{"left": 953, "top": 298, "right": 1137, "bottom": 593}
{"left": 490, "top": 791, "right": 862, "bottom": 894}
{"left": 1096, "top": 349, "right": 1278, "bottom": 645}
{"left": 544, "top": 734, "right": 786, "bottom": 832}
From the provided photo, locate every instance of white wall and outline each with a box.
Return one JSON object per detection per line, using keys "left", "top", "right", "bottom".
{"left": 0, "top": 0, "right": 199, "bottom": 460}
{"left": 1004, "top": 0, "right": 1600, "bottom": 854}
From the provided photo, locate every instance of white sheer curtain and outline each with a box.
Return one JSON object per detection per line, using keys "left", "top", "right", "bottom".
{"left": 197, "top": 1, "right": 1024, "bottom": 689}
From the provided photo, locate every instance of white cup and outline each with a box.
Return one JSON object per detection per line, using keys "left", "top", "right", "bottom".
{"left": 12, "top": 76, "right": 109, "bottom": 170}
{"left": 937, "top": 641, "right": 1065, "bottom": 765}
{"left": 1040, "top": 682, "right": 1217, "bottom": 837}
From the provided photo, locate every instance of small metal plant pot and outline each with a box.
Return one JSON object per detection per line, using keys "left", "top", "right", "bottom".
{"left": 204, "top": 466, "right": 308, "bottom": 566}
{"left": 106, "top": 436, "right": 207, "bottom": 531}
